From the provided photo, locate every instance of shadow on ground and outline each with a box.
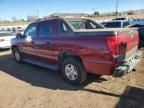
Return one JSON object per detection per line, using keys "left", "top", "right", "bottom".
{"left": 0, "top": 53, "right": 144, "bottom": 108}
{"left": 0, "top": 53, "right": 106, "bottom": 90}
{"left": 0, "top": 48, "right": 10, "bottom": 51}
{"left": 115, "top": 86, "right": 144, "bottom": 108}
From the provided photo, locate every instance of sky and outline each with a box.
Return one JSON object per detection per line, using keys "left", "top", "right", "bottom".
{"left": 0, "top": 0, "right": 144, "bottom": 20}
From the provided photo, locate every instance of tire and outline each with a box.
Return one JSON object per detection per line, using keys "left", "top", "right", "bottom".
{"left": 61, "top": 57, "right": 87, "bottom": 85}
{"left": 13, "top": 47, "right": 22, "bottom": 63}
{"left": 138, "top": 39, "right": 144, "bottom": 48}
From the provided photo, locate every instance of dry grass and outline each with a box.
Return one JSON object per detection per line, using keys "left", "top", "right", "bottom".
{"left": 0, "top": 13, "right": 144, "bottom": 26}
{"left": 0, "top": 22, "right": 30, "bottom": 26}
{"left": 93, "top": 13, "right": 144, "bottom": 21}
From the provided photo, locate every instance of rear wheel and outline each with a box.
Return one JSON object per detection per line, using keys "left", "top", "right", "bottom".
{"left": 13, "top": 48, "right": 22, "bottom": 63}
{"left": 61, "top": 57, "right": 87, "bottom": 85}
{"left": 138, "top": 39, "right": 144, "bottom": 48}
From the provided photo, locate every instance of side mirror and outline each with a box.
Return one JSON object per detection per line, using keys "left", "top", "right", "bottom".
{"left": 26, "top": 36, "right": 32, "bottom": 42}
{"left": 16, "top": 33, "right": 23, "bottom": 38}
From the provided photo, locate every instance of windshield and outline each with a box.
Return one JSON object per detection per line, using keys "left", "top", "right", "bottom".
{"left": 68, "top": 19, "right": 104, "bottom": 30}
{"left": 102, "top": 22, "right": 121, "bottom": 28}
{"left": 131, "top": 24, "right": 144, "bottom": 27}
{"left": 113, "top": 18, "right": 126, "bottom": 20}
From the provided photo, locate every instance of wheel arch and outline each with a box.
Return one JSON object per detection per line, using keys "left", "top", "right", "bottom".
{"left": 58, "top": 51, "right": 84, "bottom": 66}
{"left": 11, "top": 45, "right": 18, "bottom": 51}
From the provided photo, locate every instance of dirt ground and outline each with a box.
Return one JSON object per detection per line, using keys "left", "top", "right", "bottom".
{"left": 0, "top": 49, "right": 144, "bottom": 108}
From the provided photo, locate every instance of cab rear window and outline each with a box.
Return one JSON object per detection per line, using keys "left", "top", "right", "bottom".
{"left": 68, "top": 19, "right": 103, "bottom": 30}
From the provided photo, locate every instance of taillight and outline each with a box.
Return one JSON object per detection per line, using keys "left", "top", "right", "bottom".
{"left": 0, "top": 39, "right": 5, "bottom": 42}
{"left": 106, "top": 36, "right": 119, "bottom": 58}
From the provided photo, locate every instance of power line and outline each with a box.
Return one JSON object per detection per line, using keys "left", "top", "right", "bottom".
{"left": 116, "top": 0, "right": 119, "bottom": 18}
{"left": 37, "top": 9, "right": 39, "bottom": 18}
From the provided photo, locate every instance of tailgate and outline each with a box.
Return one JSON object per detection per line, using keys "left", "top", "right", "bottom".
{"left": 117, "top": 28, "right": 139, "bottom": 62}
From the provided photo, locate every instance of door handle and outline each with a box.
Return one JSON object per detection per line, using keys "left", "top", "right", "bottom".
{"left": 32, "top": 41, "right": 35, "bottom": 44}
{"left": 32, "top": 41, "right": 39, "bottom": 48}
{"left": 46, "top": 42, "right": 50, "bottom": 45}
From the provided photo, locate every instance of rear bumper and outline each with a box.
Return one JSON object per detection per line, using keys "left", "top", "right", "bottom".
{"left": 113, "top": 51, "right": 142, "bottom": 77}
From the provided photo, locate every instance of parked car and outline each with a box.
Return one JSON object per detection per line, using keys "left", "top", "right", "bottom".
{"left": 112, "top": 17, "right": 134, "bottom": 25}
{"left": 101, "top": 20, "right": 129, "bottom": 28}
{"left": 0, "top": 32, "right": 15, "bottom": 49}
{"left": 11, "top": 17, "right": 142, "bottom": 85}
{"left": 128, "top": 24, "right": 144, "bottom": 47}
{"left": 17, "top": 29, "right": 24, "bottom": 34}
{"left": 12, "top": 28, "right": 24, "bottom": 35}
{"left": 112, "top": 17, "right": 128, "bottom": 21}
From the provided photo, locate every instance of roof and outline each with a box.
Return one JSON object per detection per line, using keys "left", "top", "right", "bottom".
{"left": 33, "top": 16, "right": 92, "bottom": 23}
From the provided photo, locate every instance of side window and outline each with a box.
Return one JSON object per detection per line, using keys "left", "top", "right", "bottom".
{"left": 39, "top": 21, "right": 53, "bottom": 37}
{"left": 59, "top": 20, "right": 72, "bottom": 35}
{"left": 123, "top": 22, "right": 129, "bottom": 27}
{"left": 24, "top": 23, "right": 37, "bottom": 37}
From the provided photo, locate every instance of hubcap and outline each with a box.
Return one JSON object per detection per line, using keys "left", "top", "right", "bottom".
{"left": 65, "top": 64, "right": 78, "bottom": 81}
{"left": 15, "top": 51, "right": 20, "bottom": 61}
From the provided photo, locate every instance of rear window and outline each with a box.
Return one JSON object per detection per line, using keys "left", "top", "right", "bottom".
{"left": 68, "top": 19, "right": 103, "bottom": 30}
{"left": 69, "top": 21, "right": 86, "bottom": 29}
{"left": 0, "top": 32, "right": 13, "bottom": 37}
{"left": 113, "top": 18, "right": 126, "bottom": 20}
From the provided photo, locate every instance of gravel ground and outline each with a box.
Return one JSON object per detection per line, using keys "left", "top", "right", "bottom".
{"left": 0, "top": 49, "right": 144, "bottom": 108}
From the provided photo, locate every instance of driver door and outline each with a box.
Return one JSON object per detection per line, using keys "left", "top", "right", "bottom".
{"left": 19, "top": 23, "right": 38, "bottom": 59}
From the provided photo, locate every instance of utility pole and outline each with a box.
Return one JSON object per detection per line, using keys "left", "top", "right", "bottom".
{"left": 37, "top": 9, "right": 39, "bottom": 18}
{"left": 116, "top": 0, "right": 119, "bottom": 18}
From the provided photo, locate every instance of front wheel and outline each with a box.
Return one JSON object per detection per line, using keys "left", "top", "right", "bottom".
{"left": 61, "top": 57, "right": 87, "bottom": 85}
{"left": 13, "top": 48, "right": 22, "bottom": 63}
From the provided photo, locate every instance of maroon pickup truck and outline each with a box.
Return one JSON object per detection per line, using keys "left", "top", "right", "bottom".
{"left": 11, "top": 17, "right": 142, "bottom": 85}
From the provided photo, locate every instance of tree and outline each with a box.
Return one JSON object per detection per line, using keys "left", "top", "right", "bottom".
{"left": 11, "top": 17, "right": 17, "bottom": 22}
{"left": 93, "top": 11, "right": 100, "bottom": 16}
{"left": 20, "top": 19, "right": 25, "bottom": 22}
{"left": 27, "top": 15, "right": 38, "bottom": 21}
{"left": 127, "top": 11, "right": 134, "bottom": 15}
